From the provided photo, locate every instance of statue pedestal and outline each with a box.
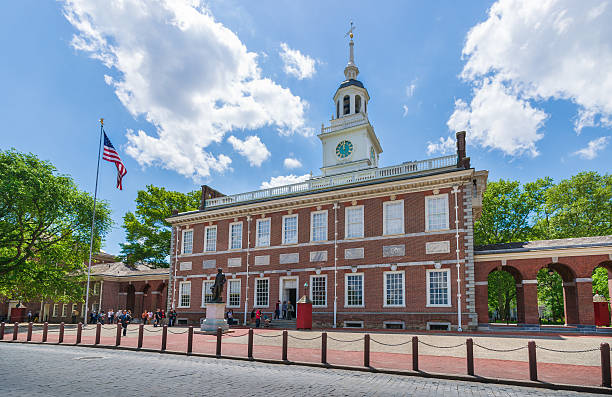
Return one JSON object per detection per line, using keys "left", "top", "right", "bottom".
{"left": 200, "top": 302, "right": 229, "bottom": 333}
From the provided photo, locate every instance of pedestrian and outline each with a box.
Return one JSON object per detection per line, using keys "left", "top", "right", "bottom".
{"left": 170, "top": 310, "right": 177, "bottom": 327}
{"left": 161, "top": 310, "right": 166, "bottom": 326}
{"left": 108, "top": 309, "right": 114, "bottom": 324}
{"left": 255, "top": 309, "right": 262, "bottom": 328}
{"left": 287, "top": 301, "right": 294, "bottom": 320}
{"left": 274, "top": 300, "right": 280, "bottom": 319}
{"left": 142, "top": 310, "right": 148, "bottom": 325}
{"left": 226, "top": 309, "right": 235, "bottom": 326}
{"left": 250, "top": 309, "right": 256, "bottom": 325}
{"left": 154, "top": 309, "right": 160, "bottom": 327}
{"left": 120, "top": 310, "right": 131, "bottom": 336}
{"left": 27, "top": 311, "right": 33, "bottom": 322}
{"left": 282, "top": 301, "right": 287, "bottom": 319}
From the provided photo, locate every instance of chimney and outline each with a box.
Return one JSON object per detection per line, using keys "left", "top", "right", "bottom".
{"left": 171, "top": 209, "right": 179, "bottom": 216}
{"left": 456, "top": 131, "right": 470, "bottom": 169}
{"left": 200, "top": 185, "right": 225, "bottom": 210}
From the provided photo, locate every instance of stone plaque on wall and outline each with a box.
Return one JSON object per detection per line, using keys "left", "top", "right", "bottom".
{"left": 383, "top": 245, "right": 405, "bottom": 257}
{"left": 310, "top": 250, "right": 328, "bottom": 262}
{"left": 179, "top": 262, "right": 192, "bottom": 271}
{"left": 426, "top": 241, "right": 451, "bottom": 254}
{"left": 279, "top": 253, "right": 299, "bottom": 264}
{"left": 254, "top": 255, "right": 270, "bottom": 266}
{"left": 227, "top": 257, "right": 242, "bottom": 267}
{"left": 344, "top": 247, "right": 364, "bottom": 260}
{"left": 202, "top": 259, "right": 216, "bottom": 269}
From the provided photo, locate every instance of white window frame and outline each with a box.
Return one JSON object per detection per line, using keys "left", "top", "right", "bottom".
{"left": 227, "top": 279, "right": 241, "bottom": 308}
{"left": 282, "top": 214, "right": 299, "bottom": 245}
{"left": 92, "top": 282, "right": 100, "bottom": 295}
{"left": 254, "top": 277, "right": 270, "bottom": 308}
{"left": 310, "top": 210, "right": 328, "bottom": 242}
{"left": 343, "top": 321, "right": 364, "bottom": 328}
{"left": 204, "top": 225, "right": 217, "bottom": 252}
{"left": 345, "top": 205, "right": 364, "bottom": 239}
{"left": 182, "top": 229, "right": 193, "bottom": 254}
{"left": 427, "top": 321, "right": 451, "bottom": 331}
{"left": 81, "top": 303, "right": 86, "bottom": 317}
{"left": 426, "top": 268, "right": 452, "bottom": 307}
{"left": 383, "top": 270, "right": 406, "bottom": 308}
{"left": 71, "top": 303, "right": 78, "bottom": 314}
{"left": 383, "top": 321, "right": 405, "bottom": 330}
{"left": 425, "top": 194, "right": 450, "bottom": 231}
{"left": 344, "top": 272, "right": 365, "bottom": 308}
{"left": 52, "top": 304, "right": 58, "bottom": 317}
{"left": 201, "top": 280, "right": 214, "bottom": 307}
{"left": 178, "top": 281, "right": 191, "bottom": 308}
{"left": 309, "top": 274, "right": 327, "bottom": 307}
{"left": 383, "top": 200, "right": 404, "bottom": 235}
{"left": 61, "top": 304, "right": 68, "bottom": 317}
{"left": 229, "top": 222, "right": 243, "bottom": 250}
{"left": 255, "top": 218, "right": 271, "bottom": 247}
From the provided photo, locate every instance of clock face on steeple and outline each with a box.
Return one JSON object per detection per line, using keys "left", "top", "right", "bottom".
{"left": 336, "top": 140, "right": 353, "bottom": 159}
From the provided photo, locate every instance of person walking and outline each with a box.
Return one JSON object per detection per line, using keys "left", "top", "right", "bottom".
{"left": 27, "top": 311, "right": 33, "bottom": 322}
{"left": 120, "top": 310, "right": 131, "bottom": 336}
{"left": 108, "top": 309, "right": 114, "bottom": 324}
{"left": 170, "top": 310, "right": 177, "bottom": 327}
{"left": 141, "top": 311, "right": 148, "bottom": 325}
{"left": 274, "top": 300, "right": 280, "bottom": 319}
{"left": 287, "top": 301, "right": 294, "bottom": 320}
{"left": 282, "top": 301, "right": 287, "bottom": 319}
{"left": 255, "top": 309, "right": 262, "bottom": 328}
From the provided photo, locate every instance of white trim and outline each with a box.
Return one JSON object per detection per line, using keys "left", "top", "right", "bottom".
{"left": 474, "top": 281, "right": 488, "bottom": 286}
{"left": 383, "top": 270, "right": 406, "bottom": 307}
{"left": 204, "top": 225, "right": 217, "bottom": 252}
{"left": 178, "top": 281, "right": 191, "bottom": 308}
{"left": 310, "top": 210, "right": 328, "bottom": 242}
{"left": 52, "top": 304, "right": 58, "bottom": 317}
{"left": 426, "top": 268, "right": 451, "bottom": 307}
{"left": 254, "top": 277, "right": 270, "bottom": 308}
{"left": 427, "top": 321, "right": 451, "bottom": 331}
{"left": 229, "top": 221, "right": 243, "bottom": 250}
{"left": 227, "top": 278, "right": 241, "bottom": 308}
{"left": 344, "top": 205, "right": 364, "bottom": 239}
{"left": 179, "top": 262, "right": 192, "bottom": 271}
{"left": 309, "top": 274, "right": 328, "bottom": 308}
{"left": 255, "top": 218, "right": 271, "bottom": 247}
{"left": 282, "top": 214, "right": 299, "bottom": 245}
{"left": 576, "top": 277, "right": 593, "bottom": 283}
{"left": 383, "top": 321, "right": 405, "bottom": 330}
{"left": 279, "top": 275, "right": 300, "bottom": 304}
{"left": 383, "top": 200, "right": 404, "bottom": 236}
{"left": 425, "top": 194, "right": 450, "bottom": 231}
{"left": 522, "top": 279, "right": 538, "bottom": 284}
{"left": 344, "top": 272, "right": 365, "bottom": 308}
{"left": 343, "top": 320, "right": 364, "bottom": 328}
{"left": 61, "top": 303, "right": 68, "bottom": 317}
{"left": 182, "top": 229, "right": 193, "bottom": 254}
{"left": 201, "top": 280, "right": 214, "bottom": 308}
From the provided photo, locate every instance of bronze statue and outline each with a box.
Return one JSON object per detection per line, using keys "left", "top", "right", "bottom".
{"left": 210, "top": 268, "right": 226, "bottom": 303}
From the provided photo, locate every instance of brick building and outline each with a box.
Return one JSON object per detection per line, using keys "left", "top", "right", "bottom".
{"left": 166, "top": 37, "right": 488, "bottom": 330}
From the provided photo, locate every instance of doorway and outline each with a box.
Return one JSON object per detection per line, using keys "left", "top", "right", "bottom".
{"left": 43, "top": 304, "right": 50, "bottom": 322}
{"left": 279, "top": 277, "right": 298, "bottom": 319}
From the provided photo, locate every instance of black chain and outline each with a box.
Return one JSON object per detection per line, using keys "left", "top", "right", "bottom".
{"left": 254, "top": 332, "right": 283, "bottom": 338}
{"left": 536, "top": 345, "right": 600, "bottom": 353}
{"left": 473, "top": 343, "right": 527, "bottom": 352}
{"left": 370, "top": 338, "right": 412, "bottom": 347}
{"left": 418, "top": 340, "right": 464, "bottom": 349}
{"left": 288, "top": 334, "right": 322, "bottom": 341}
{"left": 327, "top": 336, "right": 364, "bottom": 343}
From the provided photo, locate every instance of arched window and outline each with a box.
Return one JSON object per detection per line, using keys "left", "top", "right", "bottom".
{"left": 355, "top": 95, "right": 361, "bottom": 113}
{"left": 343, "top": 95, "right": 350, "bottom": 115}
{"left": 364, "top": 100, "right": 367, "bottom": 113}
{"left": 336, "top": 100, "right": 340, "bottom": 119}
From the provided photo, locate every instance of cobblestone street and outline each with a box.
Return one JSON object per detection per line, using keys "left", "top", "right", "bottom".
{"left": 0, "top": 343, "right": 603, "bottom": 396}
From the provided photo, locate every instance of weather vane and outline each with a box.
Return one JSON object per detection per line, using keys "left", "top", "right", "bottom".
{"left": 345, "top": 20, "right": 356, "bottom": 39}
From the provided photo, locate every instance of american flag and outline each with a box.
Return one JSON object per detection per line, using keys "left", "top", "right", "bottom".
{"left": 102, "top": 131, "right": 127, "bottom": 190}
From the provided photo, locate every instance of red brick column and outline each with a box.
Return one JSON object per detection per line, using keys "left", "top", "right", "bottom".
{"left": 516, "top": 284, "right": 526, "bottom": 324}
{"left": 474, "top": 283, "right": 489, "bottom": 325}
{"left": 521, "top": 282, "right": 539, "bottom": 326}
{"left": 576, "top": 278, "right": 595, "bottom": 326}
{"left": 563, "top": 282, "right": 580, "bottom": 325}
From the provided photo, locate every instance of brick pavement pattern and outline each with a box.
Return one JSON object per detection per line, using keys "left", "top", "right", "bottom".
{"left": 0, "top": 343, "right": 602, "bottom": 397}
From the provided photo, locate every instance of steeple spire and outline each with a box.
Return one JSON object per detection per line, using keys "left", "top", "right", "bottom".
{"left": 344, "top": 21, "right": 359, "bottom": 80}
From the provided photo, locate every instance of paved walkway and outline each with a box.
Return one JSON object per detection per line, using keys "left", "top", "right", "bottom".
{"left": 0, "top": 343, "right": 603, "bottom": 396}
{"left": 4, "top": 324, "right": 609, "bottom": 387}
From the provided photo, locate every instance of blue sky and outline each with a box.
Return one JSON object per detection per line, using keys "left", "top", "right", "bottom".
{"left": 1, "top": 1, "right": 611, "bottom": 255}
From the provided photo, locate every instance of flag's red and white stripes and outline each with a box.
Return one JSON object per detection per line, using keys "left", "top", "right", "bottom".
{"left": 102, "top": 132, "right": 127, "bottom": 190}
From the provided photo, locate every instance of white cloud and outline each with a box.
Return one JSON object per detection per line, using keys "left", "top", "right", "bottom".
{"left": 283, "top": 157, "right": 302, "bottom": 169}
{"left": 260, "top": 173, "right": 310, "bottom": 189}
{"left": 447, "top": 0, "right": 612, "bottom": 156}
{"left": 572, "top": 136, "right": 610, "bottom": 159}
{"left": 63, "top": 0, "right": 310, "bottom": 180}
{"left": 227, "top": 135, "right": 270, "bottom": 166}
{"left": 426, "top": 136, "right": 455, "bottom": 156}
{"left": 279, "top": 42, "right": 317, "bottom": 80}
{"left": 406, "top": 79, "right": 417, "bottom": 97}
{"left": 402, "top": 105, "right": 409, "bottom": 117}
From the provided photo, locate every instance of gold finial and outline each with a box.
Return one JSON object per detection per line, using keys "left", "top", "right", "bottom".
{"left": 345, "top": 20, "right": 356, "bottom": 40}
{"left": 99, "top": 118, "right": 104, "bottom": 126}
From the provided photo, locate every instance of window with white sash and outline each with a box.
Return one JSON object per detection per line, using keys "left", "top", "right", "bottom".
{"left": 345, "top": 273, "right": 364, "bottom": 307}
{"left": 227, "top": 279, "right": 241, "bottom": 308}
{"left": 205, "top": 226, "right": 217, "bottom": 252}
{"left": 62, "top": 304, "right": 67, "bottom": 317}
{"left": 310, "top": 275, "right": 327, "bottom": 307}
{"left": 182, "top": 230, "right": 193, "bottom": 254}
{"left": 179, "top": 281, "right": 191, "bottom": 308}
{"left": 282, "top": 215, "right": 298, "bottom": 244}
{"left": 201, "top": 280, "right": 214, "bottom": 307}
{"left": 256, "top": 218, "right": 270, "bottom": 247}
{"left": 229, "top": 222, "right": 242, "bottom": 250}
{"left": 345, "top": 206, "right": 364, "bottom": 238}
{"left": 52, "top": 304, "right": 58, "bottom": 317}
{"left": 383, "top": 201, "right": 404, "bottom": 235}
{"left": 255, "top": 278, "right": 269, "bottom": 307}
{"left": 425, "top": 194, "right": 449, "bottom": 231}
{"left": 311, "top": 211, "right": 328, "bottom": 242}
{"left": 384, "top": 271, "right": 405, "bottom": 307}
{"left": 427, "top": 269, "right": 451, "bottom": 307}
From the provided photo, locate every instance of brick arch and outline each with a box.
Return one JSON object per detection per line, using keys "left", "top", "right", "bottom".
{"left": 487, "top": 265, "right": 525, "bottom": 324}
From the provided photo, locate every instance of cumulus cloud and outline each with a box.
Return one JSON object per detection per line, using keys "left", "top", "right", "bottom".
{"left": 283, "top": 157, "right": 302, "bottom": 169}
{"left": 444, "top": 0, "right": 612, "bottom": 156}
{"left": 260, "top": 173, "right": 310, "bottom": 189}
{"left": 63, "top": 0, "right": 310, "bottom": 180}
{"left": 426, "top": 136, "right": 455, "bottom": 156}
{"left": 279, "top": 42, "right": 317, "bottom": 80}
{"left": 572, "top": 136, "right": 610, "bottom": 160}
{"left": 227, "top": 135, "right": 270, "bottom": 166}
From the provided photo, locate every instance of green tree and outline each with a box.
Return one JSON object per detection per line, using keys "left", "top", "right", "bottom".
{"left": 593, "top": 267, "right": 609, "bottom": 299}
{"left": 120, "top": 185, "right": 201, "bottom": 267}
{"left": 487, "top": 270, "right": 517, "bottom": 323}
{"left": 0, "top": 149, "right": 112, "bottom": 302}
{"left": 537, "top": 269, "right": 564, "bottom": 324}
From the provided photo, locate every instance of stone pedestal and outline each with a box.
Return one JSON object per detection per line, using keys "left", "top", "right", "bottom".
{"left": 200, "top": 302, "right": 229, "bottom": 333}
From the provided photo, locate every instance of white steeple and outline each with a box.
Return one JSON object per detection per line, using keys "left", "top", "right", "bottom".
{"left": 344, "top": 23, "right": 359, "bottom": 80}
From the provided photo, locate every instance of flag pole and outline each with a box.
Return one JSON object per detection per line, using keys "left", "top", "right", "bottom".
{"left": 83, "top": 118, "right": 104, "bottom": 327}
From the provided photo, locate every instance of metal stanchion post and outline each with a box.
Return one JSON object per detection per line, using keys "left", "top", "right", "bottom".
{"left": 282, "top": 330, "right": 288, "bottom": 361}
{"left": 321, "top": 332, "right": 327, "bottom": 364}
{"left": 0, "top": 322, "right": 4, "bottom": 340}
{"left": 412, "top": 336, "right": 419, "bottom": 371}
{"left": 466, "top": 338, "right": 474, "bottom": 376}
{"left": 187, "top": 326, "right": 193, "bottom": 354}
{"left": 42, "top": 322, "right": 48, "bottom": 343}
{"left": 601, "top": 343, "right": 611, "bottom": 388}
{"left": 27, "top": 322, "right": 33, "bottom": 341}
{"left": 115, "top": 323, "right": 122, "bottom": 346}
{"left": 76, "top": 323, "right": 82, "bottom": 344}
{"left": 216, "top": 327, "right": 222, "bottom": 357}
{"left": 364, "top": 334, "right": 370, "bottom": 367}
{"left": 138, "top": 324, "right": 144, "bottom": 349}
{"left": 12, "top": 322, "right": 18, "bottom": 340}
{"left": 248, "top": 328, "right": 253, "bottom": 359}
{"left": 95, "top": 323, "right": 101, "bottom": 345}
{"left": 528, "top": 341, "right": 537, "bottom": 381}
{"left": 58, "top": 322, "right": 64, "bottom": 344}
{"left": 161, "top": 325, "right": 167, "bottom": 351}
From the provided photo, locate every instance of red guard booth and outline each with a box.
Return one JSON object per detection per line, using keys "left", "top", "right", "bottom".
{"left": 594, "top": 295, "right": 610, "bottom": 327}
{"left": 296, "top": 295, "right": 312, "bottom": 330}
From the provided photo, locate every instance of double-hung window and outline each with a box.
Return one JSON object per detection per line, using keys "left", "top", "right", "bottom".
{"left": 310, "top": 275, "right": 327, "bottom": 307}
{"left": 201, "top": 280, "right": 214, "bottom": 307}
{"left": 282, "top": 215, "right": 298, "bottom": 244}
{"left": 230, "top": 222, "right": 242, "bottom": 250}
{"left": 61, "top": 304, "right": 68, "bottom": 317}
{"left": 179, "top": 281, "right": 191, "bottom": 308}
{"left": 383, "top": 201, "right": 404, "bottom": 235}
{"left": 311, "top": 211, "right": 328, "bottom": 242}
{"left": 256, "top": 219, "right": 270, "bottom": 247}
{"left": 227, "top": 279, "right": 241, "bottom": 308}
{"left": 425, "top": 194, "right": 449, "bottom": 231}
{"left": 182, "top": 230, "right": 193, "bottom": 254}
{"left": 205, "top": 226, "right": 217, "bottom": 252}
{"left": 345, "top": 206, "right": 364, "bottom": 238}
{"left": 345, "top": 273, "right": 364, "bottom": 307}
{"left": 427, "top": 269, "right": 451, "bottom": 307}
{"left": 255, "top": 278, "right": 269, "bottom": 307}
{"left": 384, "top": 271, "right": 405, "bottom": 307}
{"left": 52, "top": 304, "right": 58, "bottom": 317}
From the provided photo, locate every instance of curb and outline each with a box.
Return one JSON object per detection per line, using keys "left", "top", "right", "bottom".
{"left": 1, "top": 339, "right": 610, "bottom": 395}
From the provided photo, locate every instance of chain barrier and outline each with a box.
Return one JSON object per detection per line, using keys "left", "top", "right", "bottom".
{"left": 473, "top": 343, "right": 527, "bottom": 352}
{"left": 254, "top": 332, "right": 284, "bottom": 338}
{"left": 418, "top": 340, "right": 465, "bottom": 349}
{"left": 370, "top": 338, "right": 413, "bottom": 347}
{"left": 536, "top": 345, "right": 600, "bottom": 354}
{"left": 287, "top": 334, "right": 322, "bottom": 341}
{"left": 223, "top": 332, "right": 250, "bottom": 338}
{"left": 166, "top": 328, "right": 189, "bottom": 334}
{"left": 143, "top": 327, "right": 164, "bottom": 333}
{"left": 327, "top": 336, "right": 364, "bottom": 343}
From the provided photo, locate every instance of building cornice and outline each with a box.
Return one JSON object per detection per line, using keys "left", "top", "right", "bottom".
{"left": 474, "top": 245, "right": 612, "bottom": 262}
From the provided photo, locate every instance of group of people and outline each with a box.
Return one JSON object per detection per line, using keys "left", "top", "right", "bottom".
{"left": 89, "top": 309, "right": 129, "bottom": 325}
{"left": 141, "top": 309, "right": 178, "bottom": 327}
{"left": 274, "top": 300, "right": 295, "bottom": 320}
